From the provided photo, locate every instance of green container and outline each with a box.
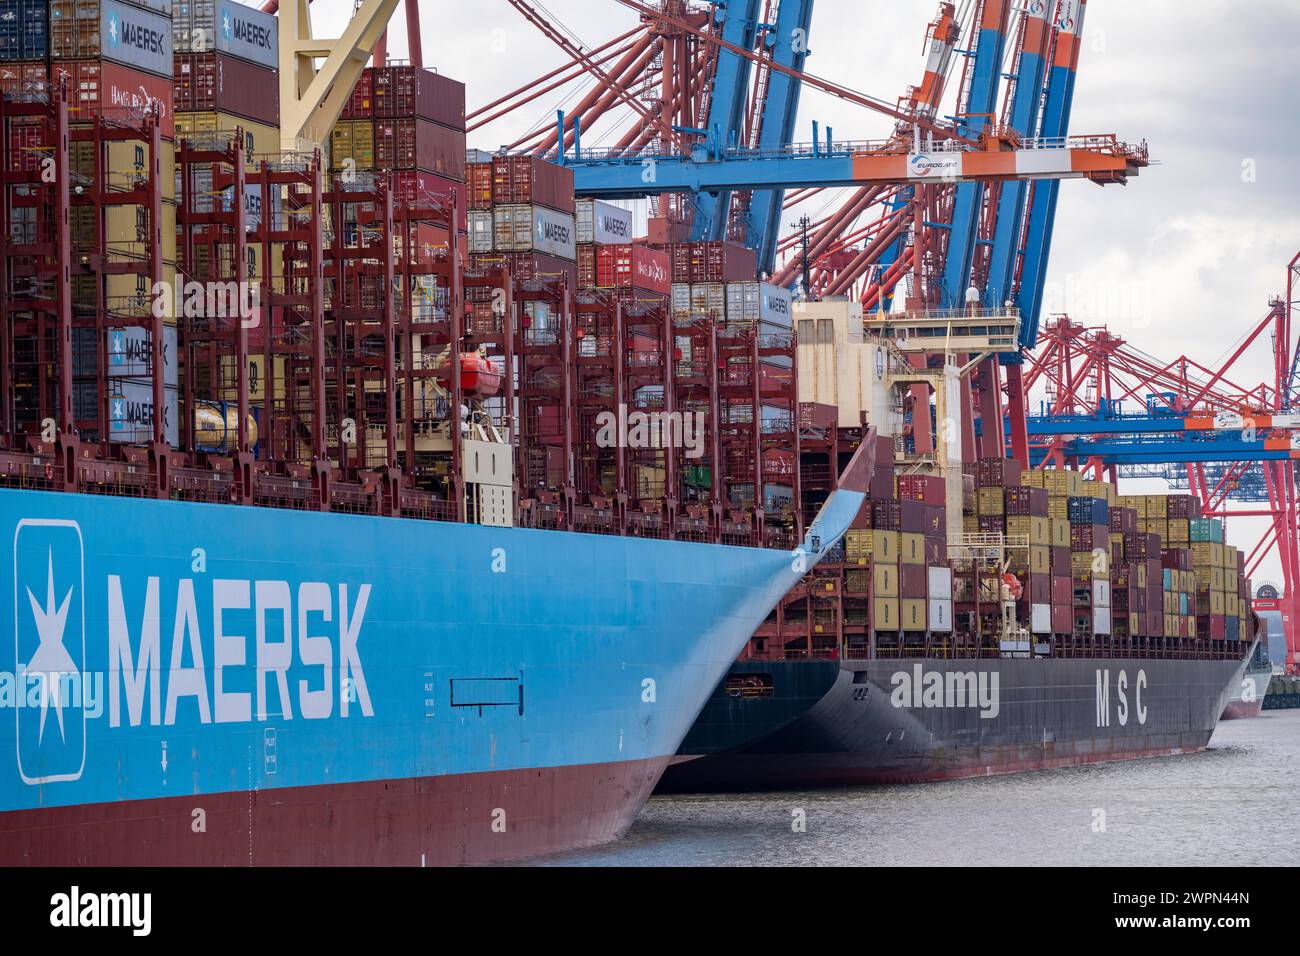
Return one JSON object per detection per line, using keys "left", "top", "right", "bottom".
{"left": 1189, "top": 518, "right": 1223, "bottom": 543}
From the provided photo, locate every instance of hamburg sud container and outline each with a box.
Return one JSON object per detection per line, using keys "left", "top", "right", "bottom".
{"left": 53, "top": 58, "right": 175, "bottom": 137}
{"left": 594, "top": 244, "right": 671, "bottom": 295}
{"left": 0, "top": 0, "right": 50, "bottom": 61}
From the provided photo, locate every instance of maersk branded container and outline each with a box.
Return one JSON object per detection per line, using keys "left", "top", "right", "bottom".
{"left": 56, "top": 59, "right": 175, "bottom": 138}
{"left": 725, "top": 281, "right": 793, "bottom": 330}
{"left": 50, "top": 0, "right": 173, "bottom": 79}
{"left": 575, "top": 198, "right": 634, "bottom": 245}
{"left": 172, "top": 0, "right": 278, "bottom": 69}
{"left": 0, "top": 0, "right": 50, "bottom": 60}
{"left": 173, "top": 52, "right": 277, "bottom": 126}
{"left": 371, "top": 65, "right": 465, "bottom": 129}
{"left": 373, "top": 117, "right": 465, "bottom": 180}
{"left": 490, "top": 154, "right": 574, "bottom": 212}
{"left": 491, "top": 203, "right": 575, "bottom": 259}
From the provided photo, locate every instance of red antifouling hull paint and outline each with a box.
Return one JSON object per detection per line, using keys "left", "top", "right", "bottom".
{"left": 0, "top": 757, "right": 667, "bottom": 866}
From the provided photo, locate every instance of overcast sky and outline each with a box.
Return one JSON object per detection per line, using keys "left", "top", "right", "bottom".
{"left": 308, "top": 0, "right": 1300, "bottom": 583}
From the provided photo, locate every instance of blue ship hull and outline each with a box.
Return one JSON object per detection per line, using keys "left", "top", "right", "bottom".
{"left": 0, "top": 465, "right": 869, "bottom": 864}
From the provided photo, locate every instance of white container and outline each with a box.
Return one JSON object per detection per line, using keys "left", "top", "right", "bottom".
{"left": 107, "top": 325, "right": 178, "bottom": 385}
{"left": 690, "top": 282, "right": 726, "bottom": 317}
{"left": 928, "top": 599, "right": 952, "bottom": 633}
{"left": 1092, "top": 579, "right": 1111, "bottom": 608}
{"left": 1031, "top": 604, "right": 1051, "bottom": 635}
{"left": 927, "top": 566, "right": 953, "bottom": 600}
{"left": 576, "top": 198, "right": 634, "bottom": 245}
{"left": 1093, "top": 607, "right": 1112, "bottom": 636}
{"left": 492, "top": 203, "right": 576, "bottom": 259}
{"left": 108, "top": 380, "right": 180, "bottom": 446}
{"left": 468, "top": 209, "right": 494, "bottom": 253}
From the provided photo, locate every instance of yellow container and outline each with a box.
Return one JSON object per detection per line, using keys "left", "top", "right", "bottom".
{"left": 1020, "top": 471, "right": 1045, "bottom": 488}
{"left": 871, "top": 530, "right": 900, "bottom": 563}
{"left": 977, "top": 487, "right": 1004, "bottom": 515}
{"left": 874, "top": 598, "right": 900, "bottom": 632}
{"left": 1051, "top": 518, "right": 1070, "bottom": 548}
{"left": 175, "top": 113, "right": 282, "bottom": 171}
{"left": 873, "top": 563, "right": 898, "bottom": 598}
{"left": 1030, "top": 544, "right": 1050, "bottom": 576}
{"left": 900, "top": 532, "right": 924, "bottom": 566}
{"left": 1166, "top": 519, "right": 1189, "bottom": 545}
{"left": 902, "top": 599, "right": 927, "bottom": 631}
{"left": 1145, "top": 495, "right": 1168, "bottom": 518}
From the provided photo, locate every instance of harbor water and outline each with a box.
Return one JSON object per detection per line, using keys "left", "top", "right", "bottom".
{"left": 533, "top": 710, "right": 1300, "bottom": 866}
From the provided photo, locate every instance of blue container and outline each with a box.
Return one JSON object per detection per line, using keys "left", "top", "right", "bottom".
{"left": 1189, "top": 517, "right": 1223, "bottom": 543}
{"left": 0, "top": 0, "right": 49, "bottom": 60}
{"left": 1067, "top": 496, "right": 1109, "bottom": 526}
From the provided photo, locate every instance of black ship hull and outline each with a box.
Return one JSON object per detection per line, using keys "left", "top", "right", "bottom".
{"left": 660, "top": 646, "right": 1253, "bottom": 791}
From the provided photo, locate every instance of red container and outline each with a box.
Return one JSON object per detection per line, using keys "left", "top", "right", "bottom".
{"left": 340, "top": 69, "right": 373, "bottom": 120}
{"left": 172, "top": 53, "right": 277, "bottom": 128}
{"left": 924, "top": 537, "right": 945, "bottom": 564}
{"left": 490, "top": 155, "right": 574, "bottom": 212}
{"left": 371, "top": 66, "right": 466, "bottom": 130}
{"left": 373, "top": 118, "right": 466, "bottom": 180}
{"left": 1052, "top": 605, "right": 1073, "bottom": 634}
{"left": 900, "top": 564, "right": 927, "bottom": 599}
{"left": 898, "top": 499, "right": 925, "bottom": 533}
{"left": 872, "top": 500, "right": 901, "bottom": 531}
{"left": 0, "top": 62, "right": 49, "bottom": 100}
{"left": 1029, "top": 574, "right": 1050, "bottom": 604}
{"left": 4, "top": 115, "right": 43, "bottom": 173}
{"left": 923, "top": 505, "right": 944, "bottom": 536}
{"left": 1051, "top": 546, "right": 1071, "bottom": 576}
{"left": 577, "top": 244, "right": 597, "bottom": 288}
{"left": 898, "top": 474, "right": 944, "bottom": 506}
{"left": 1051, "top": 575, "right": 1072, "bottom": 605}
{"left": 978, "top": 515, "right": 1004, "bottom": 534}
{"left": 467, "top": 162, "right": 493, "bottom": 209}
{"left": 977, "top": 456, "right": 1021, "bottom": 488}
{"left": 391, "top": 171, "right": 467, "bottom": 230}
{"left": 594, "top": 243, "right": 671, "bottom": 295}
{"left": 54, "top": 60, "right": 175, "bottom": 139}
{"left": 470, "top": 251, "right": 577, "bottom": 287}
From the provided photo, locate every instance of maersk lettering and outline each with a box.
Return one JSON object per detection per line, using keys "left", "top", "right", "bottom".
{"left": 600, "top": 214, "right": 630, "bottom": 239}
{"left": 542, "top": 221, "right": 571, "bottom": 244}
{"left": 108, "top": 576, "right": 373, "bottom": 727}
{"left": 120, "top": 21, "right": 166, "bottom": 55}
{"left": 230, "top": 18, "right": 273, "bottom": 51}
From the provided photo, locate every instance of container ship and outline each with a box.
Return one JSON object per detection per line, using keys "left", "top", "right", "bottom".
{"left": 660, "top": 301, "right": 1259, "bottom": 791}
{"left": 0, "top": 2, "right": 874, "bottom": 864}
{"left": 1221, "top": 643, "right": 1273, "bottom": 720}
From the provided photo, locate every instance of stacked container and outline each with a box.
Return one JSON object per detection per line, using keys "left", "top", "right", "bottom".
{"left": 331, "top": 63, "right": 467, "bottom": 260}
{"left": 465, "top": 154, "right": 575, "bottom": 285}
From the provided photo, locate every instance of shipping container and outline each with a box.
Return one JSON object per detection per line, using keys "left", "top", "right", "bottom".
{"left": 330, "top": 118, "right": 375, "bottom": 171}
{"left": 391, "top": 170, "right": 466, "bottom": 229}
{"left": 468, "top": 250, "right": 577, "bottom": 286}
{"left": 339, "top": 66, "right": 372, "bottom": 120}
{"left": 593, "top": 243, "right": 671, "bottom": 295}
{"left": 173, "top": 0, "right": 278, "bottom": 70}
{"left": 51, "top": 0, "right": 173, "bottom": 79}
{"left": 928, "top": 598, "right": 952, "bottom": 633}
{"left": 55, "top": 59, "right": 175, "bottom": 138}
{"left": 575, "top": 198, "right": 634, "bottom": 245}
{"left": 371, "top": 65, "right": 465, "bottom": 129}
{"left": 173, "top": 52, "right": 278, "bottom": 126}
{"left": 467, "top": 161, "right": 492, "bottom": 209}
{"left": 106, "top": 378, "right": 180, "bottom": 445}
{"left": 173, "top": 111, "right": 279, "bottom": 165}
{"left": 0, "top": 60, "right": 49, "bottom": 98}
{"left": 490, "top": 154, "right": 574, "bottom": 212}
{"left": 724, "top": 281, "right": 793, "bottom": 330}
{"left": 0, "top": 0, "right": 49, "bottom": 60}
{"left": 491, "top": 203, "right": 575, "bottom": 259}
{"left": 372, "top": 117, "right": 465, "bottom": 180}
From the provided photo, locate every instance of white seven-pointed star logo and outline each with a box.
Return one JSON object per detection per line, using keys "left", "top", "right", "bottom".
{"left": 25, "top": 548, "right": 77, "bottom": 745}
{"left": 108, "top": 13, "right": 118, "bottom": 44}
{"left": 223, "top": 12, "right": 231, "bottom": 37}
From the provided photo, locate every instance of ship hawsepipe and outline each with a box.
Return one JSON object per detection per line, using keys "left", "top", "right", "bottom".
{"left": 0, "top": 439, "right": 876, "bottom": 865}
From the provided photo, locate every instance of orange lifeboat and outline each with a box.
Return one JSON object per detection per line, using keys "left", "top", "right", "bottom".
{"left": 459, "top": 352, "right": 503, "bottom": 398}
